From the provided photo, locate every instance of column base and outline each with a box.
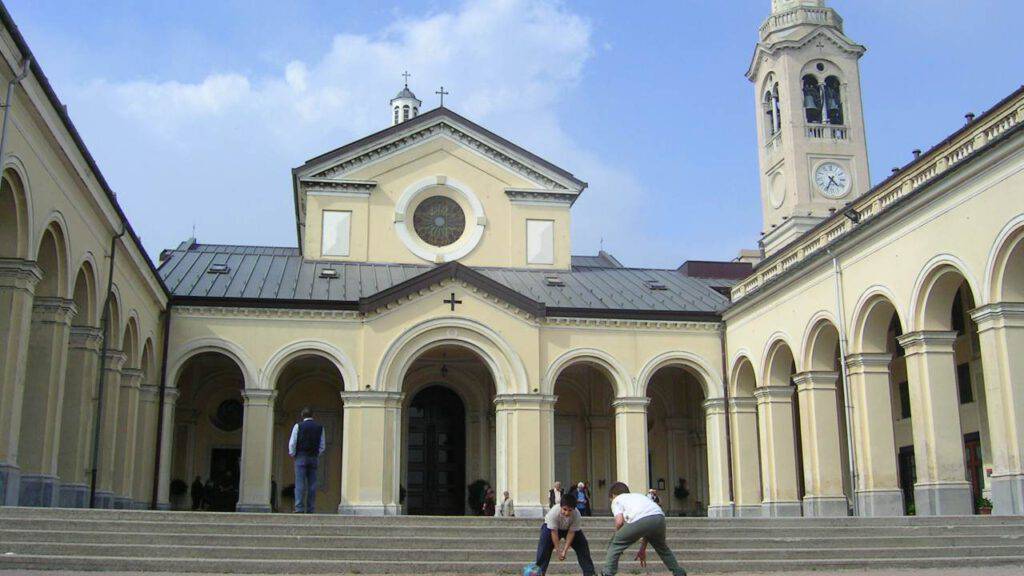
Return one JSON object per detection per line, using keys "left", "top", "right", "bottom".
{"left": 132, "top": 500, "right": 150, "bottom": 510}
{"left": 802, "top": 496, "right": 849, "bottom": 517}
{"left": 855, "top": 489, "right": 905, "bottom": 517}
{"left": 155, "top": 501, "right": 172, "bottom": 511}
{"left": 337, "top": 503, "right": 402, "bottom": 516}
{"left": 991, "top": 474, "right": 1024, "bottom": 515}
{"left": 93, "top": 490, "right": 115, "bottom": 509}
{"left": 762, "top": 500, "right": 802, "bottom": 517}
{"left": 18, "top": 474, "right": 58, "bottom": 507}
{"left": 915, "top": 482, "right": 972, "bottom": 516}
{"left": 112, "top": 496, "right": 134, "bottom": 509}
{"left": 514, "top": 504, "right": 545, "bottom": 518}
{"left": 734, "top": 504, "right": 764, "bottom": 518}
{"left": 707, "top": 504, "right": 734, "bottom": 518}
{"left": 236, "top": 503, "right": 272, "bottom": 513}
{"left": 58, "top": 483, "right": 89, "bottom": 508}
{"left": 0, "top": 462, "right": 20, "bottom": 505}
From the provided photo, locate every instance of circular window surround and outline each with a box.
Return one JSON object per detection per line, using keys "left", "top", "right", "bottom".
{"left": 769, "top": 171, "right": 786, "bottom": 209}
{"left": 396, "top": 176, "right": 486, "bottom": 263}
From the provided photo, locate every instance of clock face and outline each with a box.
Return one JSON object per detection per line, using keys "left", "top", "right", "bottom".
{"left": 814, "top": 162, "right": 851, "bottom": 198}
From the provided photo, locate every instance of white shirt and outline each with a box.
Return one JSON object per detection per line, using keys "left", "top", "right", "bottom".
{"left": 288, "top": 418, "right": 326, "bottom": 457}
{"left": 611, "top": 493, "right": 664, "bottom": 524}
{"left": 545, "top": 504, "right": 582, "bottom": 532}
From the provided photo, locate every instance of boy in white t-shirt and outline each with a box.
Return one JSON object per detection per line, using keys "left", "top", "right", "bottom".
{"left": 601, "top": 482, "right": 686, "bottom": 576}
{"left": 533, "top": 493, "right": 596, "bottom": 575}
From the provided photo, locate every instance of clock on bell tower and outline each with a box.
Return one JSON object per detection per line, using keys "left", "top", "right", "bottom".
{"left": 748, "top": 0, "right": 871, "bottom": 256}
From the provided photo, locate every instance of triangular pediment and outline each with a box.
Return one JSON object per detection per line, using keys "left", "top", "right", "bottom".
{"left": 747, "top": 27, "right": 866, "bottom": 80}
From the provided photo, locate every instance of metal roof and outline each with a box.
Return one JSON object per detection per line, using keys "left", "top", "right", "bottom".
{"left": 159, "top": 243, "right": 729, "bottom": 315}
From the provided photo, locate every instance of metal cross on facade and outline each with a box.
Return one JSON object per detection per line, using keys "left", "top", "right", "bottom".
{"left": 402, "top": 70, "right": 411, "bottom": 86}
{"left": 436, "top": 86, "right": 450, "bottom": 107}
{"left": 443, "top": 292, "right": 462, "bottom": 311}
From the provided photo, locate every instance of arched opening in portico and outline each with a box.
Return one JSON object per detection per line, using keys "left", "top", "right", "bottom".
{"left": 730, "top": 357, "right": 763, "bottom": 515}
{"left": 645, "top": 365, "right": 709, "bottom": 516}
{"left": 552, "top": 362, "right": 617, "bottom": 514}
{"left": 400, "top": 344, "right": 496, "bottom": 516}
{"left": 804, "top": 319, "right": 854, "bottom": 511}
{"left": 271, "top": 354, "right": 344, "bottom": 513}
{"left": 170, "top": 352, "right": 245, "bottom": 511}
{"left": 0, "top": 170, "right": 28, "bottom": 258}
{"left": 759, "top": 340, "right": 805, "bottom": 516}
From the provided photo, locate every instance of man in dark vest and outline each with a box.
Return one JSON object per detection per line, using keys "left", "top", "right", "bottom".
{"left": 288, "top": 406, "right": 325, "bottom": 513}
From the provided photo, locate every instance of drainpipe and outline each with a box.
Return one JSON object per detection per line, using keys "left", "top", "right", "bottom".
{"left": 719, "top": 323, "right": 736, "bottom": 510}
{"left": 827, "top": 248, "right": 860, "bottom": 516}
{"left": 88, "top": 226, "right": 126, "bottom": 508}
{"left": 150, "top": 303, "right": 172, "bottom": 509}
{"left": 0, "top": 57, "right": 32, "bottom": 165}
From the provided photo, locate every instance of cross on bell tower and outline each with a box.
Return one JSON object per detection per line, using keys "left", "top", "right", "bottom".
{"left": 390, "top": 73, "right": 422, "bottom": 126}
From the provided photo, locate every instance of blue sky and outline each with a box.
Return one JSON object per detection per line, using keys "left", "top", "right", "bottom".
{"left": 6, "top": 0, "right": 1022, "bottom": 268}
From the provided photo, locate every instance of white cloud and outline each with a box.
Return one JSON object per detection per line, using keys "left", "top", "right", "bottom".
{"left": 67, "top": 0, "right": 654, "bottom": 264}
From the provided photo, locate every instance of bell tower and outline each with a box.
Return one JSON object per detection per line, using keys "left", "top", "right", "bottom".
{"left": 749, "top": 0, "right": 871, "bottom": 255}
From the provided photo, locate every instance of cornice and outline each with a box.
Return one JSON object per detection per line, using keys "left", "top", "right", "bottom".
{"left": 505, "top": 188, "right": 577, "bottom": 206}
{"left": 494, "top": 393, "right": 558, "bottom": 410}
{"left": 32, "top": 297, "right": 77, "bottom": 325}
{"left": 174, "top": 305, "right": 360, "bottom": 322}
{"left": 971, "top": 302, "right": 1024, "bottom": 329}
{"left": 0, "top": 257, "right": 42, "bottom": 292}
{"left": 301, "top": 178, "right": 377, "bottom": 198}
{"left": 69, "top": 325, "right": 104, "bottom": 351}
{"left": 542, "top": 316, "right": 721, "bottom": 332}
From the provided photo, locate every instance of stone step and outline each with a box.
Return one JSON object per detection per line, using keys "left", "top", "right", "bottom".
{"left": 4, "top": 529, "right": 1017, "bottom": 550}
{"left": 2, "top": 554, "right": 1023, "bottom": 574}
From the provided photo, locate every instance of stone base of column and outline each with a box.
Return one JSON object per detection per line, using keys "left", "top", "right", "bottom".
{"left": 734, "top": 504, "right": 764, "bottom": 517}
{"left": 855, "top": 489, "right": 904, "bottom": 517}
{"left": 762, "top": 500, "right": 802, "bottom": 517}
{"left": 513, "top": 504, "right": 546, "bottom": 518}
{"left": 0, "top": 462, "right": 20, "bottom": 506}
{"left": 236, "top": 503, "right": 272, "bottom": 513}
{"left": 58, "top": 483, "right": 89, "bottom": 508}
{"left": 132, "top": 500, "right": 150, "bottom": 510}
{"left": 155, "top": 501, "right": 172, "bottom": 511}
{"left": 93, "top": 490, "right": 115, "bottom": 509}
{"left": 802, "top": 496, "right": 849, "bottom": 517}
{"left": 707, "top": 504, "right": 734, "bottom": 518}
{"left": 915, "top": 482, "right": 972, "bottom": 516}
{"left": 18, "top": 474, "right": 58, "bottom": 507}
{"left": 337, "top": 503, "right": 401, "bottom": 516}
{"left": 112, "top": 496, "right": 134, "bottom": 509}
{"left": 991, "top": 474, "right": 1024, "bottom": 515}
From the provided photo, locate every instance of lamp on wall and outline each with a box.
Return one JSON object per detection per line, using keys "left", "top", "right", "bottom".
{"left": 657, "top": 478, "right": 666, "bottom": 491}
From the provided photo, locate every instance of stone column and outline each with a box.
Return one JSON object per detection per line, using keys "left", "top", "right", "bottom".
{"left": 94, "top": 349, "right": 126, "bottom": 508}
{"left": 729, "top": 396, "right": 763, "bottom": 517}
{"left": 0, "top": 259, "right": 41, "bottom": 505}
{"left": 792, "top": 371, "right": 848, "bottom": 517}
{"left": 972, "top": 303, "right": 1024, "bottom": 515}
{"left": 113, "top": 368, "right": 143, "bottom": 508}
{"left": 845, "top": 353, "right": 903, "bottom": 516}
{"left": 704, "top": 397, "right": 734, "bottom": 517}
{"left": 155, "top": 387, "right": 178, "bottom": 510}
{"left": 237, "top": 388, "right": 276, "bottom": 513}
{"left": 132, "top": 384, "right": 160, "bottom": 509}
{"left": 18, "top": 297, "right": 76, "bottom": 507}
{"left": 338, "top": 391, "right": 403, "bottom": 515}
{"left": 495, "top": 394, "right": 554, "bottom": 518}
{"left": 613, "top": 397, "right": 650, "bottom": 493}
{"left": 755, "top": 386, "right": 802, "bottom": 516}
{"left": 897, "top": 331, "right": 972, "bottom": 515}
{"left": 57, "top": 326, "right": 103, "bottom": 508}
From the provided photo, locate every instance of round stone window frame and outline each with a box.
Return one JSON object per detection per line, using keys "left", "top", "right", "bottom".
{"left": 396, "top": 176, "right": 486, "bottom": 263}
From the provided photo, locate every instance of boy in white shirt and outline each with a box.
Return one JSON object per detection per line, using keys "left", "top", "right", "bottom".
{"left": 534, "top": 493, "right": 595, "bottom": 575}
{"left": 601, "top": 482, "right": 686, "bottom": 576}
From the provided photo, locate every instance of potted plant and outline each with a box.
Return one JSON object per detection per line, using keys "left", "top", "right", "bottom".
{"left": 977, "top": 497, "right": 993, "bottom": 515}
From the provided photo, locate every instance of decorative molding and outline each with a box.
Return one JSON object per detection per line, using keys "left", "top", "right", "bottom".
{"left": 174, "top": 305, "right": 360, "bottom": 321}
{"left": 896, "top": 330, "right": 958, "bottom": 353}
{"left": 494, "top": 393, "right": 558, "bottom": 410}
{"left": 241, "top": 388, "right": 277, "bottom": 404}
{"left": 102, "top": 350, "right": 128, "bottom": 371}
{"left": 792, "top": 370, "right": 839, "bottom": 392}
{"left": 543, "top": 316, "right": 721, "bottom": 332}
{"left": 505, "top": 188, "right": 577, "bottom": 206}
{"left": 302, "top": 178, "right": 377, "bottom": 198}
{"left": 69, "top": 325, "right": 104, "bottom": 350}
{"left": 845, "top": 352, "right": 893, "bottom": 373}
{"left": 339, "top": 391, "right": 404, "bottom": 408}
{"left": 31, "top": 297, "right": 77, "bottom": 325}
{"left": 971, "top": 302, "right": 1024, "bottom": 329}
{"left": 0, "top": 258, "right": 42, "bottom": 292}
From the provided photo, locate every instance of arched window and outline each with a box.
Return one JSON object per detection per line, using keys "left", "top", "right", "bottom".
{"left": 413, "top": 107, "right": 419, "bottom": 117}
{"left": 803, "top": 75, "right": 822, "bottom": 124}
{"left": 764, "top": 91, "right": 775, "bottom": 138}
{"left": 403, "top": 104, "right": 410, "bottom": 121}
{"left": 824, "top": 76, "right": 844, "bottom": 125}
{"left": 394, "top": 107, "right": 400, "bottom": 124}
{"left": 772, "top": 83, "right": 782, "bottom": 133}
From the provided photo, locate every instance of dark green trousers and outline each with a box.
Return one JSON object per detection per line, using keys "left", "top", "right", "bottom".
{"left": 602, "top": 515, "right": 686, "bottom": 576}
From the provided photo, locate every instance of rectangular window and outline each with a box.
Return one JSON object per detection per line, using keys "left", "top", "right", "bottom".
{"left": 956, "top": 363, "right": 974, "bottom": 404}
{"left": 898, "top": 381, "right": 912, "bottom": 419}
{"left": 526, "top": 219, "right": 554, "bottom": 265}
{"left": 321, "top": 211, "right": 351, "bottom": 257}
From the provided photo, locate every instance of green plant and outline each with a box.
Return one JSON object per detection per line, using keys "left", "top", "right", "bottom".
{"left": 977, "top": 497, "right": 993, "bottom": 509}
{"left": 906, "top": 502, "right": 916, "bottom": 516}
{"left": 673, "top": 478, "right": 689, "bottom": 501}
{"left": 467, "top": 479, "right": 489, "bottom": 513}
{"left": 169, "top": 479, "right": 187, "bottom": 496}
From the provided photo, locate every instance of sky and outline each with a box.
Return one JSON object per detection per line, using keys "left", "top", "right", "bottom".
{"left": 5, "top": 0, "right": 1022, "bottom": 269}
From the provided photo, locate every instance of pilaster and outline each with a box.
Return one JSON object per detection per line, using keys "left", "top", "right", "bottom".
{"left": 132, "top": 384, "right": 160, "bottom": 509}
{"left": 845, "top": 353, "right": 903, "bottom": 516}
{"left": 729, "top": 396, "right": 764, "bottom": 516}
{"left": 792, "top": 371, "right": 849, "bottom": 517}
{"left": 95, "top": 349, "right": 127, "bottom": 509}
{"left": 237, "top": 388, "right": 277, "bottom": 513}
{"left": 155, "top": 387, "right": 179, "bottom": 510}
{"left": 113, "top": 368, "right": 143, "bottom": 508}
{"left": 897, "top": 331, "right": 972, "bottom": 516}
{"left": 613, "top": 397, "right": 650, "bottom": 493}
{"left": 495, "top": 393, "right": 556, "bottom": 518}
{"left": 704, "top": 397, "right": 734, "bottom": 518}
{"left": 754, "top": 385, "right": 802, "bottom": 516}
{"left": 57, "top": 326, "right": 103, "bottom": 508}
{"left": 338, "top": 391, "right": 404, "bottom": 515}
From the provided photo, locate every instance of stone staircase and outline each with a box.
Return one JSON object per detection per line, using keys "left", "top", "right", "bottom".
{"left": 0, "top": 507, "right": 1023, "bottom": 573}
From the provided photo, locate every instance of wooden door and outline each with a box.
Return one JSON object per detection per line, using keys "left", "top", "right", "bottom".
{"left": 406, "top": 385, "right": 466, "bottom": 515}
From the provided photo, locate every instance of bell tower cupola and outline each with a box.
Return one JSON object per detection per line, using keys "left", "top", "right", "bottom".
{"left": 391, "top": 72, "right": 422, "bottom": 126}
{"left": 749, "top": 0, "right": 871, "bottom": 256}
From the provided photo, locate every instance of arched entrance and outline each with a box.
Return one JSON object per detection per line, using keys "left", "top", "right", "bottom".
{"left": 406, "top": 385, "right": 466, "bottom": 515}
{"left": 646, "top": 365, "right": 709, "bottom": 516}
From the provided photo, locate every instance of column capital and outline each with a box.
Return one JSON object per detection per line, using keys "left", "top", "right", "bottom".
{"left": 162, "top": 387, "right": 180, "bottom": 403}
{"left": 896, "top": 330, "right": 957, "bottom": 354}
{"left": 120, "top": 368, "right": 145, "bottom": 389}
{"left": 69, "top": 325, "right": 104, "bottom": 351}
{"left": 702, "top": 397, "right": 728, "bottom": 414}
{"left": 754, "top": 385, "right": 794, "bottom": 402}
{"left": 845, "top": 352, "right": 892, "bottom": 373}
{"left": 103, "top": 349, "right": 127, "bottom": 371}
{"left": 792, "top": 371, "right": 838, "bottom": 391}
{"left": 729, "top": 396, "right": 759, "bottom": 412}
{"left": 971, "top": 302, "right": 1024, "bottom": 330}
{"left": 339, "top": 390, "right": 404, "bottom": 408}
{"left": 0, "top": 257, "right": 42, "bottom": 292}
{"left": 241, "top": 388, "right": 277, "bottom": 405}
{"left": 494, "top": 393, "right": 557, "bottom": 411}
{"left": 32, "top": 296, "right": 77, "bottom": 325}
{"left": 139, "top": 384, "right": 160, "bottom": 401}
{"left": 612, "top": 396, "right": 651, "bottom": 412}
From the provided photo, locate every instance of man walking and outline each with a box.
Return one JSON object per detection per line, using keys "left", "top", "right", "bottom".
{"left": 288, "top": 407, "right": 325, "bottom": 513}
{"left": 602, "top": 482, "right": 686, "bottom": 576}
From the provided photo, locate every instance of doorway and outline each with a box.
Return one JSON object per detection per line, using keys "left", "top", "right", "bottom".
{"left": 406, "top": 385, "right": 466, "bottom": 515}
{"left": 207, "top": 448, "right": 241, "bottom": 511}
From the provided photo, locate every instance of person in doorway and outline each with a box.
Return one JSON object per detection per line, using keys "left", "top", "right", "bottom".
{"left": 499, "top": 490, "right": 515, "bottom": 517}
{"left": 535, "top": 493, "right": 596, "bottom": 576}
{"left": 482, "top": 486, "right": 497, "bottom": 516}
{"left": 548, "top": 481, "right": 565, "bottom": 507}
{"left": 190, "top": 476, "right": 204, "bottom": 510}
{"left": 648, "top": 488, "right": 661, "bottom": 506}
{"left": 288, "top": 406, "right": 325, "bottom": 513}
{"left": 571, "top": 481, "right": 591, "bottom": 516}
{"left": 602, "top": 482, "right": 686, "bottom": 576}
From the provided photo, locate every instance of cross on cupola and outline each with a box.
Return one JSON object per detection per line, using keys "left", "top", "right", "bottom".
{"left": 390, "top": 73, "right": 422, "bottom": 126}
{"left": 436, "top": 86, "right": 449, "bottom": 107}
{"left": 443, "top": 292, "right": 463, "bottom": 311}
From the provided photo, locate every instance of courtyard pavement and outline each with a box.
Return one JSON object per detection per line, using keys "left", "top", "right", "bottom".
{"left": 2, "top": 569, "right": 1023, "bottom": 576}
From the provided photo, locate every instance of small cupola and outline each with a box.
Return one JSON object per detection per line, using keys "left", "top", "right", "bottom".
{"left": 390, "top": 72, "right": 422, "bottom": 126}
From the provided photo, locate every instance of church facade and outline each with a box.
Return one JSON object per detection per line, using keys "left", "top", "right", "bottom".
{"left": 1, "top": 0, "right": 1023, "bottom": 520}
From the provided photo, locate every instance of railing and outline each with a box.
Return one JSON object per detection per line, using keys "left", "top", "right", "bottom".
{"left": 760, "top": 7, "right": 843, "bottom": 41}
{"left": 806, "top": 125, "right": 848, "bottom": 140}
{"left": 731, "top": 95, "right": 1024, "bottom": 302}
{"left": 765, "top": 132, "right": 782, "bottom": 158}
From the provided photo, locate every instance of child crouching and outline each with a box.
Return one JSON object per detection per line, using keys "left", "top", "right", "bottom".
{"left": 534, "top": 492, "right": 596, "bottom": 575}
